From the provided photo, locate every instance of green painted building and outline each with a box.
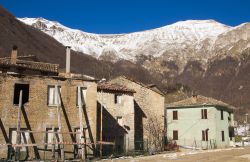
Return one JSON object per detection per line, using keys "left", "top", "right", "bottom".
{"left": 165, "top": 95, "right": 236, "bottom": 149}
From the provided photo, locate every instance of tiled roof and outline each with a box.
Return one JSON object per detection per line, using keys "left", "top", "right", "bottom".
{"left": 98, "top": 82, "right": 136, "bottom": 93}
{"left": 114, "top": 76, "right": 165, "bottom": 96}
{"left": 0, "top": 58, "right": 59, "bottom": 73}
{"left": 166, "top": 95, "right": 236, "bottom": 110}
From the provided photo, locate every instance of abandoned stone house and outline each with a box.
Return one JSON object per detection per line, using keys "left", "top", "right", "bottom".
{"left": 109, "top": 76, "right": 165, "bottom": 151}
{"left": 0, "top": 47, "right": 98, "bottom": 160}
{"left": 97, "top": 82, "right": 136, "bottom": 155}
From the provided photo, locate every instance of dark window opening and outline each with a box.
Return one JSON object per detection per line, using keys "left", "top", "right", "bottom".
{"left": 114, "top": 94, "right": 118, "bottom": 104}
{"left": 202, "top": 130, "right": 209, "bottom": 141}
{"left": 173, "top": 130, "right": 178, "bottom": 140}
{"left": 173, "top": 111, "right": 178, "bottom": 120}
{"left": 221, "top": 110, "right": 224, "bottom": 120}
{"left": 13, "top": 84, "right": 29, "bottom": 105}
{"left": 201, "top": 109, "right": 207, "bottom": 119}
{"left": 221, "top": 131, "right": 225, "bottom": 141}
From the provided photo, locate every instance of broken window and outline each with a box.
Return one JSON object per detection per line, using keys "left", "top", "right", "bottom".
{"left": 10, "top": 128, "right": 29, "bottom": 151}
{"left": 117, "top": 116, "right": 123, "bottom": 126}
{"left": 173, "top": 111, "right": 178, "bottom": 120}
{"left": 48, "top": 85, "right": 61, "bottom": 106}
{"left": 201, "top": 109, "right": 207, "bottom": 119}
{"left": 173, "top": 130, "right": 178, "bottom": 140}
{"left": 76, "top": 86, "right": 87, "bottom": 107}
{"left": 114, "top": 94, "right": 122, "bottom": 104}
{"left": 13, "top": 83, "right": 29, "bottom": 105}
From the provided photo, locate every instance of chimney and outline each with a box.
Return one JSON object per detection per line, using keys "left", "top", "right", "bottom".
{"left": 66, "top": 46, "right": 71, "bottom": 74}
{"left": 11, "top": 45, "right": 18, "bottom": 64}
{"left": 192, "top": 94, "right": 198, "bottom": 103}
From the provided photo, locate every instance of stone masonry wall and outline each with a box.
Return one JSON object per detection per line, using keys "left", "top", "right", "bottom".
{"left": 0, "top": 74, "right": 97, "bottom": 160}
{"left": 97, "top": 90, "right": 134, "bottom": 153}
{"left": 109, "top": 77, "right": 165, "bottom": 150}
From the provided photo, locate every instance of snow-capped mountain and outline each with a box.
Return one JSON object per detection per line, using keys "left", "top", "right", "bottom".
{"left": 19, "top": 17, "right": 248, "bottom": 63}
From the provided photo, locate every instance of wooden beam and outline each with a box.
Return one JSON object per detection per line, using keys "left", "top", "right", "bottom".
{"left": 55, "top": 85, "right": 64, "bottom": 161}
{"left": 77, "top": 87, "right": 86, "bottom": 160}
{"left": 15, "top": 90, "right": 22, "bottom": 161}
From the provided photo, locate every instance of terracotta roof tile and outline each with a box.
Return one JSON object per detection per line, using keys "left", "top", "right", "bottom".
{"left": 0, "top": 58, "right": 59, "bottom": 73}
{"left": 166, "top": 95, "right": 236, "bottom": 110}
{"left": 98, "top": 82, "right": 136, "bottom": 93}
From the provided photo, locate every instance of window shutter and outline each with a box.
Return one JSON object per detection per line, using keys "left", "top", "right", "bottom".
{"left": 222, "top": 131, "right": 225, "bottom": 141}
{"left": 205, "top": 130, "right": 208, "bottom": 141}
{"left": 202, "top": 130, "right": 205, "bottom": 141}
{"left": 201, "top": 109, "right": 204, "bottom": 119}
{"left": 173, "top": 130, "right": 178, "bottom": 140}
{"left": 204, "top": 109, "right": 207, "bottom": 119}
{"left": 221, "top": 110, "right": 224, "bottom": 120}
{"left": 173, "top": 111, "right": 178, "bottom": 120}
{"left": 48, "top": 86, "right": 55, "bottom": 105}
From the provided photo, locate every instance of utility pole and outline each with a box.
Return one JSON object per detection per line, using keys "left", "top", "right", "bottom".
{"left": 246, "top": 113, "right": 249, "bottom": 144}
{"left": 15, "top": 90, "right": 23, "bottom": 161}
{"left": 99, "top": 78, "right": 106, "bottom": 158}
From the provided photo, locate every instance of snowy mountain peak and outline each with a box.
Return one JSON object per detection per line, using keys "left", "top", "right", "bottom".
{"left": 19, "top": 17, "right": 244, "bottom": 62}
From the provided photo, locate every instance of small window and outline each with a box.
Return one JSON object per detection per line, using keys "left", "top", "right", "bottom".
{"left": 202, "top": 130, "right": 208, "bottom": 141}
{"left": 201, "top": 109, "right": 207, "bottom": 119}
{"left": 221, "top": 110, "right": 224, "bottom": 120}
{"left": 45, "top": 128, "right": 59, "bottom": 149}
{"left": 221, "top": 131, "right": 225, "bottom": 141}
{"left": 76, "top": 86, "right": 87, "bottom": 107}
{"left": 10, "top": 128, "right": 29, "bottom": 151}
{"left": 13, "top": 84, "right": 29, "bottom": 105}
{"left": 173, "top": 111, "right": 178, "bottom": 120}
{"left": 117, "top": 116, "right": 123, "bottom": 126}
{"left": 114, "top": 94, "right": 122, "bottom": 104}
{"left": 48, "top": 85, "right": 61, "bottom": 106}
{"left": 173, "top": 130, "right": 178, "bottom": 140}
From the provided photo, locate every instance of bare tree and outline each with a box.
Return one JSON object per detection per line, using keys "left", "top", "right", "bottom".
{"left": 144, "top": 115, "right": 165, "bottom": 152}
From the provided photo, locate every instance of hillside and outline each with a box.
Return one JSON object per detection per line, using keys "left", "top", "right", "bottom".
{"left": 1, "top": 5, "right": 250, "bottom": 120}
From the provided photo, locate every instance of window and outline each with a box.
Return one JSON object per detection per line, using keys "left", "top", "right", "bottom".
{"left": 114, "top": 94, "right": 122, "bottom": 104}
{"left": 13, "top": 84, "right": 29, "bottom": 105}
{"left": 221, "top": 131, "right": 225, "bottom": 141}
{"left": 173, "top": 111, "right": 178, "bottom": 120}
{"left": 10, "top": 128, "right": 29, "bottom": 151}
{"left": 202, "top": 130, "right": 208, "bottom": 141}
{"left": 48, "top": 85, "right": 61, "bottom": 106}
{"left": 221, "top": 110, "right": 224, "bottom": 120}
{"left": 173, "top": 130, "right": 178, "bottom": 140}
{"left": 76, "top": 86, "right": 87, "bottom": 107}
{"left": 201, "top": 109, "right": 207, "bottom": 119}
{"left": 45, "top": 128, "right": 59, "bottom": 149}
{"left": 117, "top": 116, "right": 123, "bottom": 126}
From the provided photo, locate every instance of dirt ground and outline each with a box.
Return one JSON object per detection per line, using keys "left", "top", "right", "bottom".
{"left": 100, "top": 147, "right": 250, "bottom": 162}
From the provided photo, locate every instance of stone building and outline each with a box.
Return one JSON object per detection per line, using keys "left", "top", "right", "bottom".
{"left": 97, "top": 82, "right": 135, "bottom": 155}
{"left": 109, "top": 76, "right": 165, "bottom": 151}
{"left": 0, "top": 47, "right": 98, "bottom": 160}
{"left": 166, "top": 95, "right": 236, "bottom": 149}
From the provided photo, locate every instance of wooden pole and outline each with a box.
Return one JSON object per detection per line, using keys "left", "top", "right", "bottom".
{"left": 77, "top": 87, "right": 86, "bottom": 160}
{"left": 51, "top": 127, "right": 55, "bottom": 159}
{"left": 100, "top": 90, "right": 103, "bottom": 158}
{"left": 15, "top": 90, "right": 23, "bottom": 161}
{"left": 55, "top": 85, "right": 64, "bottom": 161}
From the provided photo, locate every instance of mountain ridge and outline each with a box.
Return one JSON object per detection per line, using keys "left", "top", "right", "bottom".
{"left": 20, "top": 17, "right": 246, "bottom": 64}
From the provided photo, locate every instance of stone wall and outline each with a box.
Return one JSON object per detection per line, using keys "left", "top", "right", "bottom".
{"left": 0, "top": 74, "right": 97, "bottom": 160}
{"left": 109, "top": 76, "right": 165, "bottom": 150}
{"left": 97, "top": 90, "right": 134, "bottom": 154}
